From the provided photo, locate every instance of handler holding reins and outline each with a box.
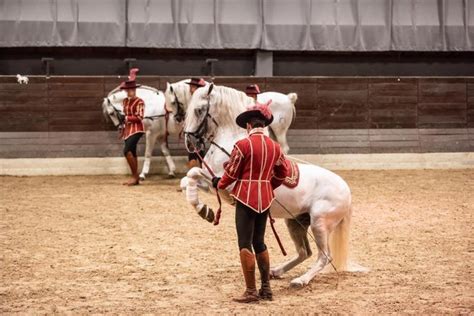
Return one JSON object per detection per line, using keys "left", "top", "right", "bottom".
{"left": 212, "top": 101, "right": 288, "bottom": 303}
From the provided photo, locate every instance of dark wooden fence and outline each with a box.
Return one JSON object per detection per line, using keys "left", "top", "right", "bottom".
{"left": 0, "top": 76, "right": 473, "bottom": 158}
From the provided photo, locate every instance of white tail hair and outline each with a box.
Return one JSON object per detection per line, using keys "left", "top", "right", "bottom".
{"left": 287, "top": 92, "right": 298, "bottom": 104}
{"left": 325, "top": 206, "right": 369, "bottom": 273}
{"left": 329, "top": 210, "right": 351, "bottom": 271}
{"left": 287, "top": 93, "right": 298, "bottom": 124}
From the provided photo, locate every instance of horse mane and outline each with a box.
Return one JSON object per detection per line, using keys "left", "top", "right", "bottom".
{"left": 212, "top": 85, "right": 254, "bottom": 130}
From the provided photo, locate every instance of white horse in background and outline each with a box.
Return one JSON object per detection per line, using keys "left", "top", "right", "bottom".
{"left": 102, "top": 86, "right": 183, "bottom": 179}
{"left": 182, "top": 84, "right": 366, "bottom": 287}
{"left": 16, "top": 74, "right": 29, "bottom": 84}
{"left": 164, "top": 79, "right": 298, "bottom": 153}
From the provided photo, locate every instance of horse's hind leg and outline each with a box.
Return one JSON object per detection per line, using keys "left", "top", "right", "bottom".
{"left": 270, "top": 214, "right": 312, "bottom": 278}
{"left": 160, "top": 140, "right": 176, "bottom": 177}
{"left": 290, "top": 204, "right": 333, "bottom": 288}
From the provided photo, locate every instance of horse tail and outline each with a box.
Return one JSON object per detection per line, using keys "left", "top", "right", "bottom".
{"left": 287, "top": 93, "right": 297, "bottom": 124}
{"left": 328, "top": 207, "right": 351, "bottom": 271}
{"left": 287, "top": 92, "right": 298, "bottom": 105}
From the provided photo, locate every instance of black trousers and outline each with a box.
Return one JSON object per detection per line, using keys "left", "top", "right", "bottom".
{"left": 123, "top": 133, "right": 143, "bottom": 157}
{"left": 235, "top": 201, "right": 269, "bottom": 254}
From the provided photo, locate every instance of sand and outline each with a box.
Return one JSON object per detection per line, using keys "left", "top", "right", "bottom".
{"left": 1, "top": 170, "right": 473, "bottom": 314}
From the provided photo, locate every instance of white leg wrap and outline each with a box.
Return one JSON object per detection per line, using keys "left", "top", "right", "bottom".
{"left": 142, "top": 158, "right": 151, "bottom": 174}
{"left": 186, "top": 176, "right": 201, "bottom": 206}
{"left": 165, "top": 155, "right": 176, "bottom": 173}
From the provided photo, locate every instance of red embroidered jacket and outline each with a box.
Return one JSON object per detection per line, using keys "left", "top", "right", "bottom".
{"left": 122, "top": 97, "right": 145, "bottom": 140}
{"left": 217, "top": 128, "right": 289, "bottom": 213}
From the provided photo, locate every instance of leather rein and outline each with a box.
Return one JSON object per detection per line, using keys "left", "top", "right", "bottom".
{"left": 184, "top": 97, "right": 287, "bottom": 256}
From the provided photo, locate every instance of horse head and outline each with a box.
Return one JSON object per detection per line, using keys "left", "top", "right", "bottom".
{"left": 164, "top": 82, "right": 186, "bottom": 123}
{"left": 184, "top": 84, "right": 216, "bottom": 153}
{"left": 102, "top": 96, "right": 124, "bottom": 128}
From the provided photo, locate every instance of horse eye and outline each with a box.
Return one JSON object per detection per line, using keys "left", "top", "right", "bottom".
{"left": 195, "top": 108, "right": 203, "bottom": 116}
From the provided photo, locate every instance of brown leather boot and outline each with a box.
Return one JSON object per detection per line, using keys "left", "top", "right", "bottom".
{"left": 233, "top": 248, "right": 259, "bottom": 303}
{"left": 123, "top": 152, "right": 140, "bottom": 186}
{"left": 256, "top": 249, "right": 273, "bottom": 301}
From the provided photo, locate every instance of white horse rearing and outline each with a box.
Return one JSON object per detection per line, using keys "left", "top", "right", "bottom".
{"left": 102, "top": 86, "right": 183, "bottom": 178}
{"left": 165, "top": 79, "right": 297, "bottom": 153}
{"left": 183, "top": 84, "right": 366, "bottom": 287}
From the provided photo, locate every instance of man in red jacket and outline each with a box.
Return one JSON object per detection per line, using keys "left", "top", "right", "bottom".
{"left": 212, "top": 101, "right": 288, "bottom": 303}
{"left": 120, "top": 76, "right": 145, "bottom": 186}
{"left": 245, "top": 84, "right": 261, "bottom": 101}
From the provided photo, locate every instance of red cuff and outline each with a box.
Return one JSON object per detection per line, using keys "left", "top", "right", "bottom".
{"left": 126, "top": 116, "right": 141, "bottom": 123}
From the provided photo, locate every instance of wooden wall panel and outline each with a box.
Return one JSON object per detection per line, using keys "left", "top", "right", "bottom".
{"left": 467, "top": 79, "right": 474, "bottom": 128}
{"left": 368, "top": 78, "right": 418, "bottom": 128}
{"left": 0, "top": 76, "right": 472, "bottom": 157}
{"left": 0, "top": 77, "right": 48, "bottom": 132}
{"left": 317, "top": 78, "right": 368, "bottom": 129}
{"left": 0, "top": 131, "right": 188, "bottom": 158}
{"left": 48, "top": 77, "right": 105, "bottom": 132}
{"left": 266, "top": 77, "right": 318, "bottom": 129}
{"left": 213, "top": 77, "right": 266, "bottom": 93}
{"left": 418, "top": 78, "right": 467, "bottom": 128}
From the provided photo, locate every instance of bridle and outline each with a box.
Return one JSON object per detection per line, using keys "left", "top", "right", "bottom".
{"left": 171, "top": 90, "right": 186, "bottom": 123}
{"left": 184, "top": 96, "right": 220, "bottom": 154}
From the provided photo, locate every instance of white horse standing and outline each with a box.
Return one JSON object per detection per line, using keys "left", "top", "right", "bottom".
{"left": 165, "top": 79, "right": 297, "bottom": 153}
{"left": 183, "top": 84, "right": 365, "bottom": 287}
{"left": 102, "top": 86, "right": 183, "bottom": 179}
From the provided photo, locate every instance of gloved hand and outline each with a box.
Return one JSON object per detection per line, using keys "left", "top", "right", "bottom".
{"left": 212, "top": 177, "right": 221, "bottom": 189}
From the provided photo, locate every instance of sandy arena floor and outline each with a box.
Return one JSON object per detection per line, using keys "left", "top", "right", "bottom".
{"left": 1, "top": 170, "right": 473, "bottom": 314}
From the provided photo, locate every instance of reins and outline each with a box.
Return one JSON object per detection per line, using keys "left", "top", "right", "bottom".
{"left": 183, "top": 86, "right": 337, "bottom": 276}
{"left": 199, "top": 143, "right": 287, "bottom": 256}
{"left": 194, "top": 150, "right": 222, "bottom": 226}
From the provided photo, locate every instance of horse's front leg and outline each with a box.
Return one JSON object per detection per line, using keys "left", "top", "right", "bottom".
{"left": 140, "top": 126, "right": 159, "bottom": 180}
{"left": 159, "top": 140, "right": 176, "bottom": 178}
{"left": 185, "top": 167, "right": 215, "bottom": 223}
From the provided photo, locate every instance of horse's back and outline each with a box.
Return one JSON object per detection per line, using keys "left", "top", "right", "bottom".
{"left": 258, "top": 92, "right": 291, "bottom": 106}
{"left": 271, "top": 163, "right": 351, "bottom": 219}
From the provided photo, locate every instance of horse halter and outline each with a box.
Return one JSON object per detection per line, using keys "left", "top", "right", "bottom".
{"left": 172, "top": 91, "right": 186, "bottom": 123}
{"left": 184, "top": 97, "right": 219, "bottom": 153}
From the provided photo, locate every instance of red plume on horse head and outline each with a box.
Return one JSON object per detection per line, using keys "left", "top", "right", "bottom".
{"left": 128, "top": 68, "right": 139, "bottom": 81}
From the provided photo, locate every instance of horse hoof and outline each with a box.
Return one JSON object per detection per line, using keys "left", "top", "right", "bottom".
{"left": 290, "top": 278, "right": 305, "bottom": 288}
{"left": 139, "top": 175, "right": 146, "bottom": 181}
{"left": 168, "top": 173, "right": 176, "bottom": 179}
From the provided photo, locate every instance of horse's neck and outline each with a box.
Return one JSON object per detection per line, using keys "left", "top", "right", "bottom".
{"left": 213, "top": 127, "right": 246, "bottom": 152}
{"left": 206, "top": 126, "right": 246, "bottom": 176}
{"left": 204, "top": 86, "right": 252, "bottom": 167}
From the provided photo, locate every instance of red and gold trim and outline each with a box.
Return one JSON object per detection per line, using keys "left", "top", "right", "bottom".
{"left": 122, "top": 97, "right": 145, "bottom": 140}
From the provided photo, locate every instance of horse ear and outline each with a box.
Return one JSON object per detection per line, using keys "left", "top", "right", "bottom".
{"left": 169, "top": 84, "right": 174, "bottom": 94}
{"left": 207, "top": 83, "right": 214, "bottom": 96}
